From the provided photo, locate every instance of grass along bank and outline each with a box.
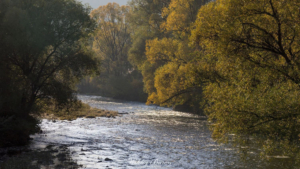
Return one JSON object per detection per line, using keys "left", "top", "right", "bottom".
{"left": 37, "top": 100, "right": 118, "bottom": 121}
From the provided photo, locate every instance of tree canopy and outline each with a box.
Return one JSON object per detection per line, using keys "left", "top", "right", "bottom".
{"left": 190, "top": 0, "right": 300, "bottom": 155}
{"left": 78, "top": 2, "right": 147, "bottom": 101}
{"left": 0, "top": 0, "right": 99, "bottom": 146}
{"left": 127, "top": 0, "right": 209, "bottom": 114}
{"left": 128, "top": 0, "right": 300, "bottom": 156}
{"left": 2, "top": 0, "right": 300, "bottom": 156}
{"left": 91, "top": 3, "right": 131, "bottom": 77}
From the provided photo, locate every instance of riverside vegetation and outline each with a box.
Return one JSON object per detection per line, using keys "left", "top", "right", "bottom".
{"left": 123, "top": 0, "right": 300, "bottom": 159}
{"left": 1, "top": 0, "right": 300, "bottom": 163}
{"left": 38, "top": 101, "right": 118, "bottom": 121}
{"left": 0, "top": 0, "right": 99, "bottom": 147}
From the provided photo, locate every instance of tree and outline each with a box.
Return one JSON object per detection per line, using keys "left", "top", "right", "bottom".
{"left": 190, "top": 0, "right": 300, "bottom": 153}
{"left": 91, "top": 3, "right": 131, "bottom": 77}
{"left": 0, "top": 0, "right": 99, "bottom": 146}
{"left": 161, "top": 0, "right": 208, "bottom": 36}
{"left": 78, "top": 3, "right": 147, "bottom": 101}
{"left": 143, "top": 0, "right": 210, "bottom": 114}
{"left": 127, "top": 0, "right": 171, "bottom": 97}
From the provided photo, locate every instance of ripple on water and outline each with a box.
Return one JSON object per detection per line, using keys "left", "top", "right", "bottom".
{"left": 29, "top": 95, "right": 294, "bottom": 169}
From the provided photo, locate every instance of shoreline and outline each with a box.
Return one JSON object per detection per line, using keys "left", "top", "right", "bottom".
{"left": 0, "top": 144, "right": 81, "bottom": 169}
{"left": 39, "top": 108, "right": 119, "bottom": 121}
{"left": 1, "top": 98, "right": 205, "bottom": 168}
{"left": 0, "top": 108, "right": 120, "bottom": 169}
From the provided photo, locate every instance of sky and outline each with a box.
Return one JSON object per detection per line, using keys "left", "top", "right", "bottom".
{"left": 79, "top": 0, "right": 129, "bottom": 9}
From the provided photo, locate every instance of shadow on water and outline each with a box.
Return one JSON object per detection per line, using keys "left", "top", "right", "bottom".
{"left": 1, "top": 95, "right": 298, "bottom": 169}
{"left": 0, "top": 145, "right": 80, "bottom": 169}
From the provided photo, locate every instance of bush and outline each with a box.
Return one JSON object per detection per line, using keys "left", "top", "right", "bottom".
{"left": 0, "top": 115, "right": 40, "bottom": 147}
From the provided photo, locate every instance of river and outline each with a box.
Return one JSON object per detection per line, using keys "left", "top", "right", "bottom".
{"left": 30, "top": 95, "right": 294, "bottom": 169}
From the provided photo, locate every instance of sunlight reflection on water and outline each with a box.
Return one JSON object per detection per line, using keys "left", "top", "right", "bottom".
{"left": 30, "top": 95, "right": 295, "bottom": 169}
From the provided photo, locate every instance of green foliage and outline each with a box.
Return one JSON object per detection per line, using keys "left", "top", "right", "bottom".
{"left": 127, "top": 0, "right": 170, "bottom": 68}
{"left": 190, "top": 0, "right": 300, "bottom": 155}
{"left": 0, "top": 116, "right": 40, "bottom": 147}
{"left": 128, "top": 0, "right": 300, "bottom": 156}
{"left": 0, "top": 0, "right": 99, "bottom": 147}
{"left": 0, "top": 0, "right": 99, "bottom": 115}
{"left": 127, "top": 0, "right": 168, "bottom": 99}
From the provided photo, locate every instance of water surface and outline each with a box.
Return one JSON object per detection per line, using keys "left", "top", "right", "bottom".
{"left": 31, "top": 95, "right": 295, "bottom": 169}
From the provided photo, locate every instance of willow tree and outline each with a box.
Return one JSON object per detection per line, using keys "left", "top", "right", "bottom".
{"left": 0, "top": 0, "right": 99, "bottom": 146}
{"left": 143, "top": 0, "right": 210, "bottom": 114}
{"left": 127, "top": 0, "right": 172, "bottom": 97}
{"left": 191, "top": 0, "right": 300, "bottom": 153}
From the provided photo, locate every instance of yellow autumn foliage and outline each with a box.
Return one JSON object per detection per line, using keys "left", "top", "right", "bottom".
{"left": 144, "top": 0, "right": 208, "bottom": 110}
{"left": 190, "top": 0, "right": 300, "bottom": 147}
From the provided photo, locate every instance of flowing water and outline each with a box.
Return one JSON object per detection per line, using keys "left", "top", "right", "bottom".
{"left": 30, "top": 95, "right": 295, "bottom": 169}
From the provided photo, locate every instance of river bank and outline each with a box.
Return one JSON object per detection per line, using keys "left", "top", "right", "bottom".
{"left": 0, "top": 95, "right": 296, "bottom": 169}
{"left": 0, "top": 144, "right": 81, "bottom": 169}
{"left": 0, "top": 98, "right": 120, "bottom": 169}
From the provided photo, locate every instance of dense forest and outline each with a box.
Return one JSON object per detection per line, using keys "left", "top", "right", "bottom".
{"left": 1, "top": 0, "right": 300, "bottom": 159}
